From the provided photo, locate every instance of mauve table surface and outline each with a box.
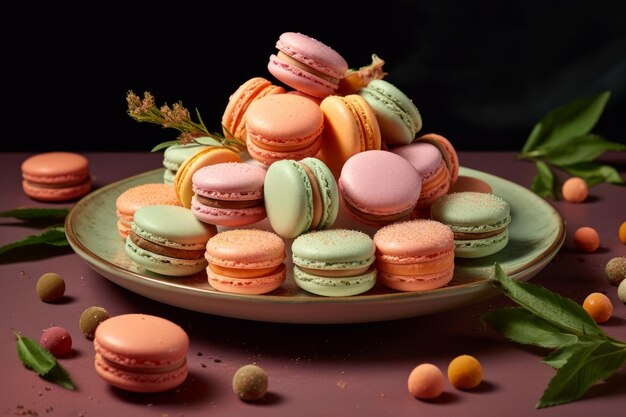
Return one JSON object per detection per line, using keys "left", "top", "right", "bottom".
{"left": 1, "top": 151, "right": 624, "bottom": 417}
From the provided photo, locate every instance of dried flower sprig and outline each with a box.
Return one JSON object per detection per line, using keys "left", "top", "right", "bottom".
{"left": 126, "top": 91, "right": 246, "bottom": 153}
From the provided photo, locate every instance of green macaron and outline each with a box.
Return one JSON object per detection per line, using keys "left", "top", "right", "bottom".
{"left": 292, "top": 229, "right": 377, "bottom": 297}
{"left": 125, "top": 205, "right": 216, "bottom": 276}
{"left": 358, "top": 79, "right": 423, "bottom": 146}
{"left": 430, "top": 191, "right": 511, "bottom": 258}
{"left": 264, "top": 157, "right": 339, "bottom": 239}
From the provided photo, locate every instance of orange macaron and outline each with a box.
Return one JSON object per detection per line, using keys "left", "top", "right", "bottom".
{"left": 245, "top": 94, "right": 324, "bottom": 166}
{"left": 317, "top": 94, "right": 382, "bottom": 179}
{"left": 205, "top": 229, "right": 286, "bottom": 295}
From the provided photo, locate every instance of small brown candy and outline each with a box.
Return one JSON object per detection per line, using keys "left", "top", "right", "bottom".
{"left": 36, "top": 272, "right": 65, "bottom": 302}
{"left": 79, "top": 306, "right": 111, "bottom": 339}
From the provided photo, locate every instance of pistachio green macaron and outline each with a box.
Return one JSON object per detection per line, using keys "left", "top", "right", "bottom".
{"left": 430, "top": 191, "right": 511, "bottom": 258}
{"left": 292, "top": 229, "right": 377, "bottom": 297}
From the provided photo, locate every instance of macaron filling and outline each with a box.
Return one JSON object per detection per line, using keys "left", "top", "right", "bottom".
{"left": 194, "top": 194, "right": 264, "bottom": 209}
{"left": 275, "top": 51, "right": 339, "bottom": 84}
{"left": 340, "top": 190, "right": 416, "bottom": 224}
{"left": 128, "top": 233, "right": 205, "bottom": 260}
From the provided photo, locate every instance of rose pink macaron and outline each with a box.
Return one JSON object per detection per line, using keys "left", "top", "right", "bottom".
{"left": 205, "top": 229, "right": 286, "bottom": 295}
{"left": 267, "top": 32, "right": 349, "bottom": 98}
{"left": 338, "top": 150, "right": 421, "bottom": 226}
{"left": 191, "top": 162, "right": 267, "bottom": 227}
{"left": 93, "top": 313, "right": 189, "bottom": 393}
{"left": 416, "top": 133, "right": 460, "bottom": 187}
{"left": 245, "top": 94, "right": 324, "bottom": 166}
{"left": 373, "top": 219, "right": 455, "bottom": 291}
{"left": 391, "top": 141, "right": 451, "bottom": 213}
{"left": 21, "top": 152, "right": 92, "bottom": 202}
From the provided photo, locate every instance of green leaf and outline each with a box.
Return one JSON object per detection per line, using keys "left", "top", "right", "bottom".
{"left": 16, "top": 333, "right": 56, "bottom": 375}
{"left": 0, "top": 226, "right": 69, "bottom": 255}
{"left": 151, "top": 140, "right": 181, "bottom": 152}
{"left": 537, "top": 341, "right": 626, "bottom": 408}
{"left": 193, "top": 136, "right": 223, "bottom": 147}
{"left": 542, "top": 134, "right": 626, "bottom": 166}
{"left": 482, "top": 307, "right": 580, "bottom": 349}
{"left": 559, "top": 161, "right": 626, "bottom": 187}
{"left": 489, "top": 264, "right": 604, "bottom": 339}
{"left": 542, "top": 342, "right": 595, "bottom": 369}
{"left": 530, "top": 161, "right": 558, "bottom": 199}
{"left": 521, "top": 91, "right": 611, "bottom": 153}
{"left": 0, "top": 207, "right": 69, "bottom": 220}
{"left": 15, "top": 333, "right": 75, "bottom": 390}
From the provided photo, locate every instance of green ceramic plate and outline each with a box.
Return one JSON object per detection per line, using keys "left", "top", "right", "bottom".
{"left": 65, "top": 167, "right": 565, "bottom": 324}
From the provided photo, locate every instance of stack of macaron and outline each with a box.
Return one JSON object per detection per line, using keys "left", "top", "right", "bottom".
{"left": 120, "top": 31, "right": 517, "bottom": 297}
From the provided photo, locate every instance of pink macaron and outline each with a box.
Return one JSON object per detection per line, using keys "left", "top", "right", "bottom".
{"left": 21, "top": 152, "right": 92, "bottom": 202}
{"left": 245, "top": 94, "right": 324, "bottom": 166}
{"left": 267, "top": 32, "right": 349, "bottom": 98}
{"left": 391, "top": 142, "right": 451, "bottom": 211}
{"left": 93, "top": 314, "right": 189, "bottom": 393}
{"left": 338, "top": 150, "right": 421, "bottom": 226}
{"left": 373, "top": 219, "right": 455, "bottom": 291}
{"left": 416, "top": 133, "right": 460, "bottom": 186}
{"left": 191, "top": 162, "right": 267, "bottom": 227}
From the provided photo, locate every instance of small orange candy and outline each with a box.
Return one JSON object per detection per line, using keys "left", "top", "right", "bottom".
{"left": 562, "top": 177, "right": 588, "bottom": 203}
{"left": 619, "top": 221, "right": 626, "bottom": 245}
{"left": 447, "top": 354, "right": 483, "bottom": 389}
{"left": 582, "top": 292, "right": 613, "bottom": 323}
{"left": 573, "top": 227, "right": 600, "bottom": 253}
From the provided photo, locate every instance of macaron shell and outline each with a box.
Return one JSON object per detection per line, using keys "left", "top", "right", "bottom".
{"left": 293, "top": 265, "right": 376, "bottom": 297}
{"left": 247, "top": 137, "right": 322, "bottom": 166}
{"left": 125, "top": 238, "right": 208, "bottom": 276}
{"left": 358, "top": 79, "right": 422, "bottom": 146}
{"left": 94, "top": 314, "right": 188, "bottom": 393}
{"left": 205, "top": 229, "right": 286, "bottom": 269}
{"left": 264, "top": 160, "right": 314, "bottom": 238}
{"left": 378, "top": 268, "right": 453, "bottom": 292}
{"left": 191, "top": 198, "right": 266, "bottom": 227}
{"left": 133, "top": 205, "right": 216, "bottom": 249}
{"left": 318, "top": 95, "right": 382, "bottom": 179}
{"left": 454, "top": 229, "right": 509, "bottom": 258}
{"left": 21, "top": 152, "right": 89, "bottom": 184}
{"left": 373, "top": 219, "right": 455, "bottom": 259}
{"left": 221, "top": 77, "right": 286, "bottom": 141}
{"left": 207, "top": 263, "right": 286, "bottom": 295}
{"left": 292, "top": 229, "right": 375, "bottom": 270}
{"left": 430, "top": 192, "right": 511, "bottom": 234}
{"left": 174, "top": 147, "right": 242, "bottom": 208}
{"left": 339, "top": 150, "right": 421, "bottom": 216}
{"left": 192, "top": 162, "right": 266, "bottom": 199}
{"left": 22, "top": 178, "right": 92, "bottom": 202}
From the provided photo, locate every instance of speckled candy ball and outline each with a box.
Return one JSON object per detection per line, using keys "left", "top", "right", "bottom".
{"left": 407, "top": 363, "right": 445, "bottom": 399}
{"left": 232, "top": 364, "right": 268, "bottom": 401}
{"left": 36, "top": 272, "right": 65, "bottom": 302}
{"left": 605, "top": 257, "right": 626, "bottom": 286}
{"left": 40, "top": 326, "right": 72, "bottom": 357}
{"left": 79, "top": 306, "right": 111, "bottom": 339}
{"left": 561, "top": 177, "right": 588, "bottom": 203}
{"left": 573, "top": 226, "right": 600, "bottom": 253}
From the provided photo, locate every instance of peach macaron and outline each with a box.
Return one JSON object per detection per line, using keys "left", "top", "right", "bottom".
{"left": 373, "top": 219, "right": 455, "bottom": 291}
{"left": 93, "top": 313, "right": 189, "bottom": 393}
{"left": 21, "top": 152, "right": 92, "bottom": 202}
{"left": 245, "top": 94, "right": 324, "bottom": 166}
{"left": 205, "top": 229, "right": 286, "bottom": 295}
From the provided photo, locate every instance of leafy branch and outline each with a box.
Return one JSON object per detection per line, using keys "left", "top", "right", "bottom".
{"left": 0, "top": 208, "right": 70, "bottom": 256}
{"left": 126, "top": 91, "right": 246, "bottom": 153}
{"left": 517, "top": 91, "right": 625, "bottom": 199}
{"left": 482, "top": 264, "right": 626, "bottom": 408}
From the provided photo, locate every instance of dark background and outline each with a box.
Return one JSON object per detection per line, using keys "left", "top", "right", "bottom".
{"left": 6, "top": 0, "right": 625, "bottom": 152}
